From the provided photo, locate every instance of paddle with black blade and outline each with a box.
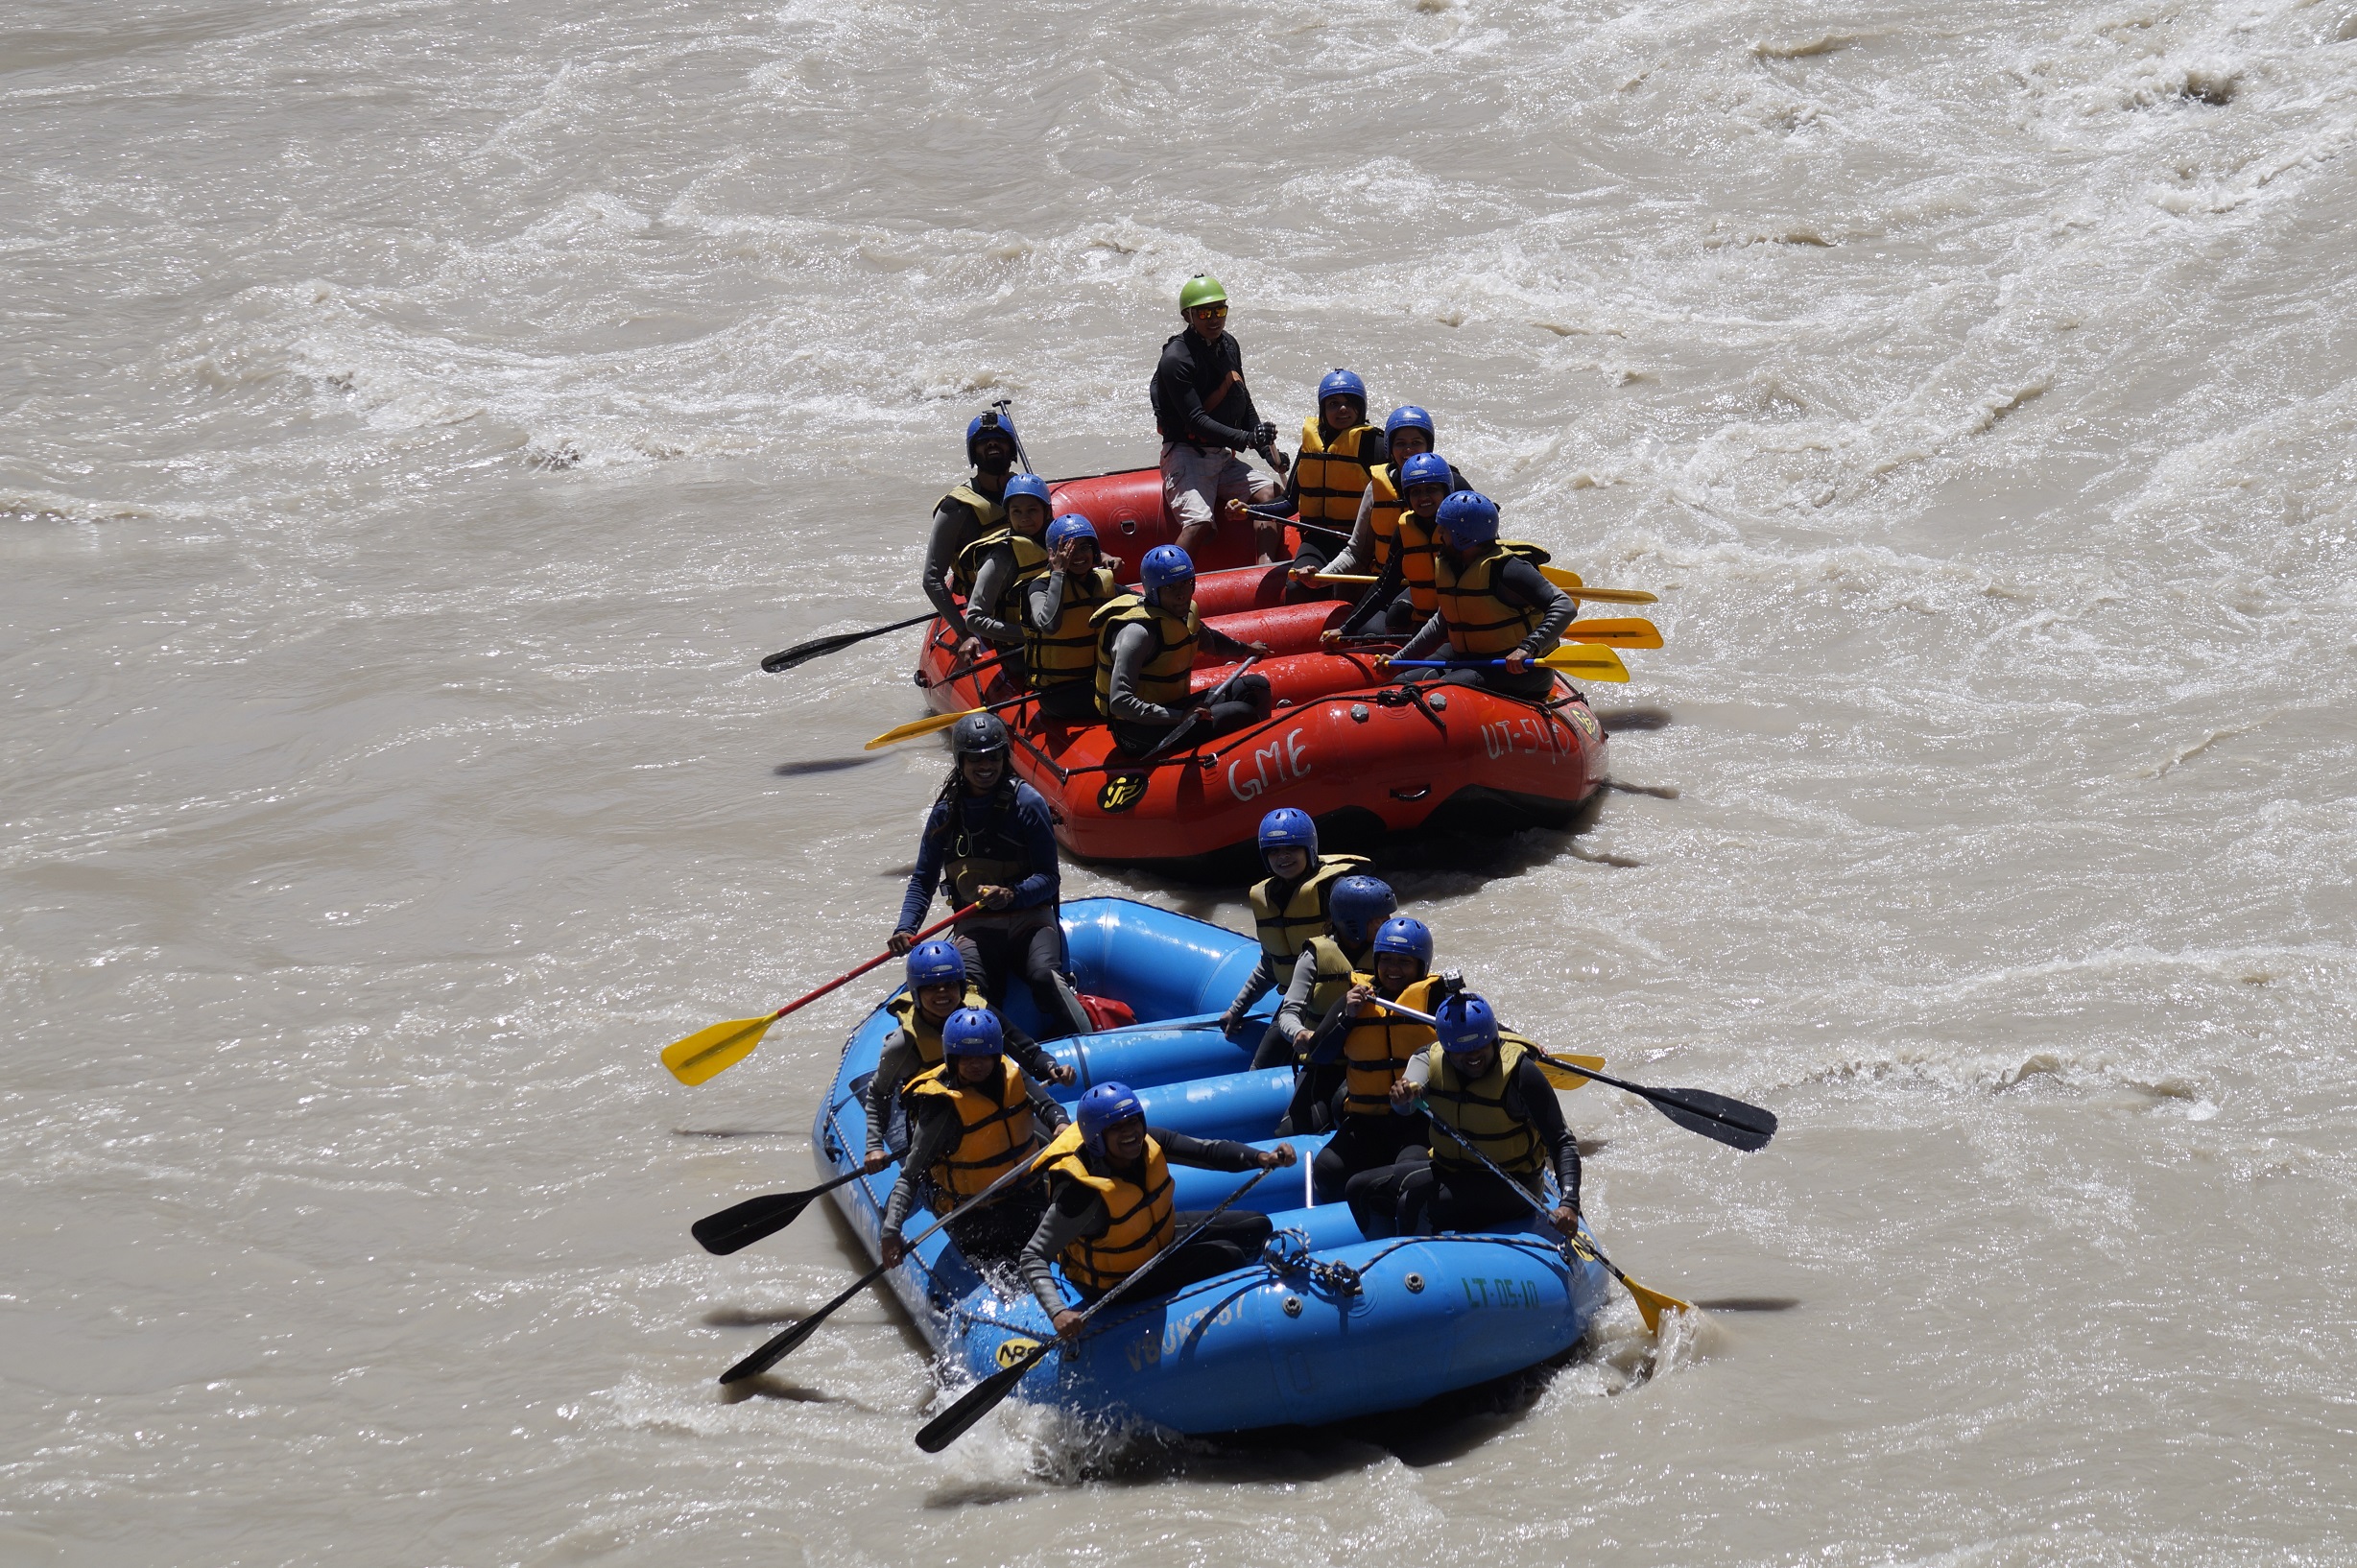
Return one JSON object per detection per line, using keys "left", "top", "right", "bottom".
{"left": 1136, "top": 656, "right": 1261, "bottom": 764}
{"left": 718, "top": 1149, "right": 1047, "bottom": 1385}
{"left": 914, "top": 1163, "right": 1277, "bottom": 1452}
{"left": 1368, "top": 997, "right": 1778, "bottom": 1152}
{"left": 695, "top": 1165, "right": 883, "bottom": 1256}
{"left": 761, "top": 612, "right": 938, "bottom": 675}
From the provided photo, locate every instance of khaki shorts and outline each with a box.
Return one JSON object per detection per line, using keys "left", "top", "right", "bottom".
{"left": 1160, "top": 441, "right": 1279, "bottom": 531}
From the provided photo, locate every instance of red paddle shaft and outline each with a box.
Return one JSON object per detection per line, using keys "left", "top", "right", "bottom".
{"left": 764, "top": 904, "right": 980, "bottom": 1023}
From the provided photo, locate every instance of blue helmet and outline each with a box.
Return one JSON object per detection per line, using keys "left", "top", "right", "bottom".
{"left": 1002, "top": 473, "right": 1052, "bottom": 511}
{"left": 1434, "top": 992, "right": 1500, "bottom": 1057}
{"left": 1046, "top": 512, "right": 1100, "bottom": 553}
{"left": 1077, "top": 1081, "right": 1146, "bottom": 1152}
{"left": 1370, "top": 915, "right": 1434, "bottom": 970}
{"left": 1139, "top": 543, "right": 1195, "bottom": 595}
{"left": 1398, "top": 451, "right": 1453, "bottom": 491}
{"left": 941, "top": 1007, "right": 1005, "bottom": 1057}
{"left": 1317, "top": 368, "right": 1368, "bottom": 410}
{"left": 1385, "top": 405, "right": 1436, "bottom": 442}
{"left": 1327, "top": 875, "right": 1396, "bottom": 946}
{"left": 1436, "top": 490, "right": 1500, "bottom": 548}
{"left": 1257, "top": 806, "right": 1317, "bottom": 867}
{"left": 965, "top": 413, "right": 1018, "bottom": 464}
{"left": 905, "top": 939, "right": 965, "bottom": 988}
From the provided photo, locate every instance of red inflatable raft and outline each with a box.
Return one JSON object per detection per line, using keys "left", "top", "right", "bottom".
{"left": 917, "top": 466, "right": 1609, "bottom": 868}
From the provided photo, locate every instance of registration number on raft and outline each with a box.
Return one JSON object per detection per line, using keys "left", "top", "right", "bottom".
{"left": 1464, "top": 1276, "right": 1547, "bottom": 1310}
{"left": 1481, "top": 715, "right": 1577, "bottom": 764}
{"left": 1119, "top": 1298, "right": 1249, "bottom": 1372}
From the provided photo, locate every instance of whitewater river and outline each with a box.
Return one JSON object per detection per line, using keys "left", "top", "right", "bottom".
{"left": 6, "top": 0, "right": 2356, "bottom": 1561}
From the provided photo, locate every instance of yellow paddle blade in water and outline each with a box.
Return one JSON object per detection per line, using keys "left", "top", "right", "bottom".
{"left": 1538, "top": 564, "right": 1583, "bottom": 588}
{"left": 1537, "top": 645, "right": 1631, "bottom": 682}
{"left": 1562, "top": 617, "right": 1662, "bottom": 650}
{"left": 1620, "top": 1273, "right": 1694, "bottom": 1336}
{"left": 864, "top": 705, "right": 981, "bottom": 750}
{"left": 660, "top": 1013, "right": 779, "bottom": 1085}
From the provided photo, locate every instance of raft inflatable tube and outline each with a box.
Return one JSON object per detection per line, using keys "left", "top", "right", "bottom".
{"left": 812, "top": 896, "right": 1610, "bottom": 1437}
{"left": 917, "top": 621, "right": 1607, "bottom": 870}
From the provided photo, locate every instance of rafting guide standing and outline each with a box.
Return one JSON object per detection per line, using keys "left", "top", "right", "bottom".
{"left": 1152, "top": 273, "right": 1289, "bottom": 562}
{"left": 888, "top": 712, "right": 1094, "bottom": 1036}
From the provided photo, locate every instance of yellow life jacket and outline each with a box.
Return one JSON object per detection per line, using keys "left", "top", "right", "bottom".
{"left": 1038, "top": 1122, "right": 1175, "bottom": 1293}
{"left": 885, "top": 984, "right": 989, "bottom": 1073}
{"left": 1092, "top": 594, "right": 1201, "bottom": 717}
{"left": 1295, "top": 935, "right": 1364, "bottom": 1030}
{"left": 1365, "top": 463, "right": 1405, "bottom": 549}
{"left": 1246, "top": 853, "right": 1369, "bottom": 964}
{"left": 950, "top": 525, "right": 1048, "bottom": 603}
{"left": 904, "top": 1057, "right": 1036, "bottom": 1206}
{"left": 1024, "top": 563, "right": 1120, "bottom": 692}
{"left": 1423, "top": 1033, "right": 1544, "bottom": 1175}
{"left": 1435, "top": 540, "right": 1555, "bottom": 658}
{"left": 1295, "top": 417, "right": 1382, "bottom": 526}
{"left": 943, "top": 482, "right": 1005, "bottom": 535}
{"left": 1339, "top": 974, "right": 1444, "bottom": 1119}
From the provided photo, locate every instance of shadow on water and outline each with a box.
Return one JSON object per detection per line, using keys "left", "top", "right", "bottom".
{"left": 1693, "top": 1296, "right": 1800, "bottom": 1313}
{"left": 719, "top": 1376, "right": 867, "bottom": 1408}
{"left": 773, "top": 755, "right": 881, "bottom": 778}
{"left": 1595, "top": 706, "right": 1673, "bottom": 733}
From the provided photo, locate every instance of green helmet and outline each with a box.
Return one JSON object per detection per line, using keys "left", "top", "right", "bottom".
{"left": 1178, "top": 273, "right": 1228, "bottom": 313}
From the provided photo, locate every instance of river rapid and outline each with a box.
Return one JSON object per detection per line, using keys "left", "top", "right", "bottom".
{"left": 6, "top": 0, "right": 2357, "bottom": 1562}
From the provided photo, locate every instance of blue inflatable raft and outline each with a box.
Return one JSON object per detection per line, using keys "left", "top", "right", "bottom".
{"left": 811, "top": 896, "right": 1612, "bottom": 1437}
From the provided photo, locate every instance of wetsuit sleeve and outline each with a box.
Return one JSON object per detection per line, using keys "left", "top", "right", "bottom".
{"left": 1272, "top": 948, "right": 1323, "bottom": 1038}
{"left": 1024, "top": 568, "right": 1064, "bottom": 633}
{"left": 882, "top": 1096, "right": 961, "bottom": 1235}
{"left": 1197, "top": 622, "right": 1257, "bottom": 658}
{"left": 1026, "top": 1079, "right": 1070, "bottom": 1132}
{"left": 1511, "top": 1058, "right": 1581, "bottom": 1206}
{"left": 1394, "top": 610, "right": 1448, "bottom": 663}
{"left": 1397, "top": 1048, "right": 1435, "bottom": 1112}
{"left": 1338, "top": 546, "right": 1405, "bottom": 636}
{"left": 1003, "top": 1027, "right": 1062, "bottom": 1083}
{"left": 1155, "top": 1128, "right": 1264, "bottom": 1173}
{"left": 922, "top": 499, "right": 979, "bottom": 634}
{"left": 1495, "top": 558, "right": 1576, "bottom": 655}
{"left": 1303, "top": 995, "right": 1360, "bottom": 1065}
{"left": 894, "top": 799, "right": 952, "bottom": 932}
{"left": 1156, "top": 338, "right": 1252, "bottom": 449}
{"left": 1022, "top": 1178, "right": 1107, "bottom": 1316}
{"left": 1107, "top": 623, "right": 1178, "bottom": 725}
{"left": 964, "top": 548, "right": 1023, "bottom": 646}
{"left": 1005, "top": 789, "right": 1060, "bottom": 911}
{"left": 1322, "top": 487, "right": 1378, "bottom": 578}
{"left": 865, "top": 1034, "right": 917, "bottom": 1155}
{"left": 1225, "top": 954, "right": 1280, "bottom": 1023}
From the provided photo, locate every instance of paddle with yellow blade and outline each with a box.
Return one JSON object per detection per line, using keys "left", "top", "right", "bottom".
{"left": 1313, "top": 571, "right": 1658, "bottom": 606}
{"left": 1383, "top": 643, "right": 1632, "bottom": 683}
{"left": 1334, "top": 617, "right": 1660, "bottom": 651}
{"left": 1405, "top": 1090, "right": 1693, "bottom": 1334}
{"left": 658, "top": 904, "right": 979, "bottom": 1084}
{"left": 864, "top": 692, "right": 1037, "bottom": 751}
